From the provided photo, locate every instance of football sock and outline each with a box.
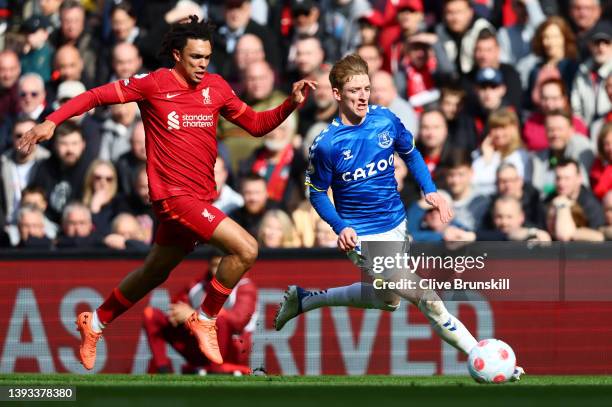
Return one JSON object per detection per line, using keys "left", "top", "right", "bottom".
{"left": 301, "top": 283, "right": 399, "bottom": 312}
{"left": 96, "top": 287, "right": 134, "bottom": 327}
{"left": 298, "top": 285, "right": 477, "bottom": 354}
{"left": 200, "top": 277, "right": 232, "bottom": 319}
{"left": 90, "top": 310, "right": 105, "bottom": 333}
{"left": 198, "top": 309, "right": 215, "bottom": 321}
{"left": 417, "top": 292, "right": 478, "bottom": 354}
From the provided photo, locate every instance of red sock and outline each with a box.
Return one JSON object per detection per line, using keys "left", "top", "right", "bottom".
{"left": 201, "top": 277, "right": 232, "bottom": 318}
{"left": 96, "top": 287, "right": 134, "bottom": 324}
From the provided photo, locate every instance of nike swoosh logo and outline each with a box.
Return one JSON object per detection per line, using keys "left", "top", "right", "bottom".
{"left": 166, "top": 93, "right": 180, "bottom": 99}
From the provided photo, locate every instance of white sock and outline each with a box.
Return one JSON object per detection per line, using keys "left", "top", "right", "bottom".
{"left": 91, "top": 311, "right": 105, "bottom": 333}
{"left": 198, "top": 309, "right": 215, "bottom": 321}
{"left": 417, "top": 295, "right": 477, "bottom": 355}
{"left": 301, "top": 283, "right": 398, "bottom": 312}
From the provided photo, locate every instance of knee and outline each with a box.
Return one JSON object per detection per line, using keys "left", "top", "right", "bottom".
{"left": 238, "top": 236, "right": 258, "bottom": 268}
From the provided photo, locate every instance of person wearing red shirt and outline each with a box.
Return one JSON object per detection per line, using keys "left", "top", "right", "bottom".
{"left": 590, "top": 122, "right": 612, "bottom": 200}
{"left": 143, "top": 255, "right": 257, "bottom": 375}
{"left": 379, "top": 0, "right": 425, "bottom": 72}
{"left": 18, "top": 16, "right": 314, "bottom": 371}
{"left": 523, "top": 78, "right": 588, "bottom": 151}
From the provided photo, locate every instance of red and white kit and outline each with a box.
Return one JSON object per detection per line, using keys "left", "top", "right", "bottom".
{"left": 48, "top": 69, "right": 296, "bottom": 250}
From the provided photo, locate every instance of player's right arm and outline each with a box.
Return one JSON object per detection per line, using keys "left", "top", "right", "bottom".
{"left": 18, "top": 75, "right": 150, "bottom": 154}
{"left": 306, "top": 138, "right": 358, "bottom": 251}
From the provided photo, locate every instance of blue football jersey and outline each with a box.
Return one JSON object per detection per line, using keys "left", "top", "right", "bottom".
{"left": 306, "top": 105, "right": 418, "bottom": 235}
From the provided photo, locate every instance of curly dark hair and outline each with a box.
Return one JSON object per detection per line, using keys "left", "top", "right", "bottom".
{"left": 158, "top": 15, "right": 215, "bottom": 59}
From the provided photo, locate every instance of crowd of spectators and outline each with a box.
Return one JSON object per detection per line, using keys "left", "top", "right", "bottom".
{"left": 0, "top": 0, "right": 611, "bottom": 251}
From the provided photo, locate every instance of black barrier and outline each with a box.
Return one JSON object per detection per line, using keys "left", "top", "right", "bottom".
{"left": 0, "top": 246, "right": 346, "bottom": 261}
{"left": 0, "top": 242, "right": 611, "bottom": 260}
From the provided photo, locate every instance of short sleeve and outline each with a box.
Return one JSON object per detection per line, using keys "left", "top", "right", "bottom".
{"left": 305, "top": 135, "right": 333, "bottom": 192}
{"left": 386, "top": 109, "right": 415, "bottom": 155}
{"left": 218, "top": 77, "right": 247, "bottom": 120}
{"left": 114, "top": 72, "right": 155, "bottom": 103}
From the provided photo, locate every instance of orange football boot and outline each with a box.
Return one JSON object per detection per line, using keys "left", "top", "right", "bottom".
{"left": 184, "top": 312, "right": 223, "bottom": 365}
{"left": 75, "top": 312, "right": 103, "bottom": 370}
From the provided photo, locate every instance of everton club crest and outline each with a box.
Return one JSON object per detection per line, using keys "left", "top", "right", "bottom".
{"left": 377, "top": 131, "right": 392, "bottom": 148}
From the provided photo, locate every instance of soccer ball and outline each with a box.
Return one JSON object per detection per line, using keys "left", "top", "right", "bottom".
{"left": 467, "top": 339, "right": 516, "bottom": 384}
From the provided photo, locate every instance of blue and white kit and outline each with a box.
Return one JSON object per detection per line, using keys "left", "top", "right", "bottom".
{"left": 277, "top": 105, "right": 517, "bottom": 373}
{"left": 306, "top": 105, "right": 436, "bottom": 237}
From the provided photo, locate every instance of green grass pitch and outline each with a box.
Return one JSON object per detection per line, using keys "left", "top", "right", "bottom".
{"left": 1, "top": 374, "right": 612, "bottom": 407}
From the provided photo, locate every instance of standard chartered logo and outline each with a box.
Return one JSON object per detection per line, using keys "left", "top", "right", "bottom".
{"left": 181, "top": 113, "right": 214, "bottom": 127}
{"left": 167, "top": 111, "right": 180, "bottom": 130}
{"left": 167, "top": 111, "right": 214, "bottom": 130}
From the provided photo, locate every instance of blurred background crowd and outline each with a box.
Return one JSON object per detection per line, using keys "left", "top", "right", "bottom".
{"left": 0, "top": 0, "right": 611, "bottom": 251}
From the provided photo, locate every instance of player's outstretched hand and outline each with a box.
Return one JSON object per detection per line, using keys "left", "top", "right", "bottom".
{"left": 291, "top": 79, "right": 317, "bottom": 105}
{"left": 425, "top": 192, "right": 454, "bottom": 224}
{"left": 338, "top": 227, "right": 358, "bottom": 252}
{"left": 17, "top": 120, "right": 56, "bottom": 155}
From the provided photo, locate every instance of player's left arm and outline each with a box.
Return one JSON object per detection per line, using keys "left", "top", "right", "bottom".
{"left": 221, "top": 79, "right": 316, "bottom": 137}
{"left": 391, "top": 111, "right": 454, "bottom": 223}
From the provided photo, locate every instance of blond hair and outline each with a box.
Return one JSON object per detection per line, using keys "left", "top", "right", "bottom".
{"left": 82, "top": 160, "right": 118, "bottom": 207}
{"left": 329, "top": 54, "right": 369, "bottom": 90}
{"left": 258, "top": 209, "right": 300, "bottom": 248}
{"left": 487, "top": 108, "right": 523, "bottom": 158}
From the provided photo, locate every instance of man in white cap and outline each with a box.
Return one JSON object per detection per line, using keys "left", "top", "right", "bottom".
{"left": 55, "top": 80, "right": 101, "bottom": 158}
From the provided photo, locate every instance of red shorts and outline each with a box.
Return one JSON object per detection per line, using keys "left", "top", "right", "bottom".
{"left": 153, "top": 195, "right": 226, "bottom": 252}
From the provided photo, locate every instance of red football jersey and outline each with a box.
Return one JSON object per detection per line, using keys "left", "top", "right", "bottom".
{"left": 48, "top": 68, "right": 297, "bottom": 203}
{"left": 114, "top": 69, "right": 245, "bottom": 201}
